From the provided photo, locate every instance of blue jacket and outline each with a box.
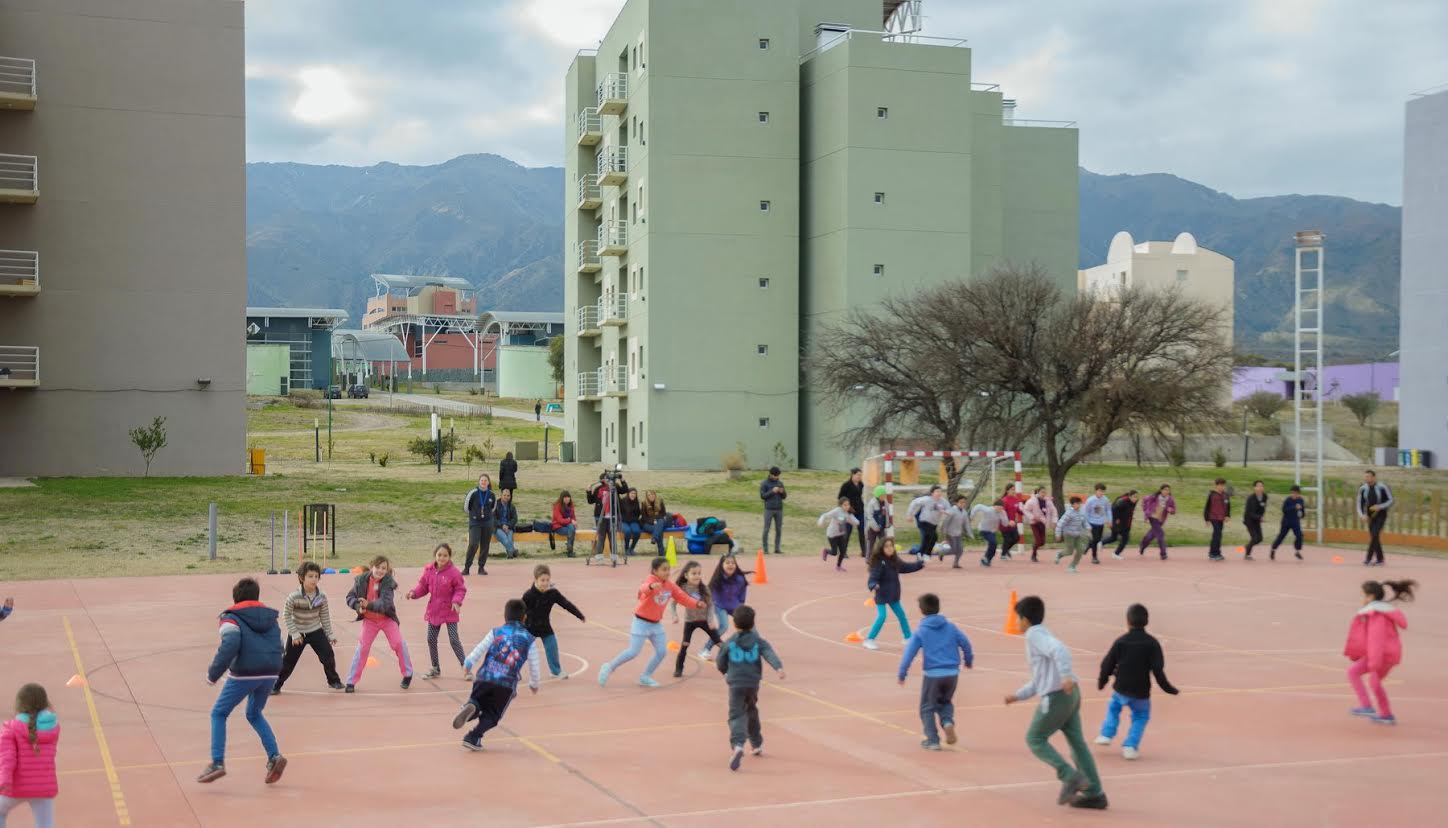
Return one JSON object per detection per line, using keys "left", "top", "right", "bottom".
{"left": 898, "top": 613, "right": 973, "bottom": 680}
{"left": 206, "top": 602, "right": 283, "bottom": 682}
{"left": 868, "top": 557, "right": 924, "bottom": 605}
{"left": 1281, "top": 496, "right": 1306, "bottom": 527}
{"left": 710, "top": 571, "right": 749, "bottom": 613}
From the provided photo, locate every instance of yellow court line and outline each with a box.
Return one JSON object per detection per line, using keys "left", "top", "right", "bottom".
{"left": 519, "top": 736, "right": 563, "bottom": 763}
{"left": 764, "top": 680, "right": 917, "bottom": 736}
{"left": 63, "top": 615, "right": 131, "bottom": 826}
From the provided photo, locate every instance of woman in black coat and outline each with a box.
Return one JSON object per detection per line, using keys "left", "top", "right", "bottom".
{"left": 837, "top": 467, "right": 868, "bottom": 557}
{"left": 498, "top": 452, "right": 518, "bottom": 494}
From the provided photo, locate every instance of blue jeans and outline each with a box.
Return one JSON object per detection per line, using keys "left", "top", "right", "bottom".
{"left": 867, "top": 601, "right": 911, "bottom": 640}
{"left": 605, "top": 616, "right": 668, "bottom": 679}
{"left": 981, "top": 530, "right": 998, "bottom": 563}
{"left": 555, "top": 523, "right": 576, "bottom": 552}
{"left": 540, "top": 634, "right": 562, "bottom": 676}
{"left": 702, "top": 606, "right": 732, "bottom": 654}
{"left": 621, "top": 521, "right": 643, "bottom": 553}
{"left": 494, "top": 526, "right": 516, "bottom": 557}
{"left": 210, "top": 677, "right": 279, "bottom": 764}
{"left": 643, "top": 519, "right": 667, "bottom": 552}
{"left": 1099, "top": 691, "right": 1151, "bottom": 749}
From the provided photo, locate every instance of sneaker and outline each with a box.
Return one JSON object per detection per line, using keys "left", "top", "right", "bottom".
{"left": 269, "top": 686, "right": 281, "bottom": 696}
{"left": 423, "top": 668, "right": 441, "bottom": 680}
{"left": 1031, "top": 553, "right": 1039, "bottom": 563}
{"left": 1093, "top": 735, "right": 1112, "bottom": 746}
{"left": 1349, "top": 706, "right": 1376, "bottom": 717}
{"left": 196, "top": 762, "right": 226, "bottom": 783}
{"left": 1371, "top": 714, "right": 1397, "bottom": 726}
{"left": 821, "top": 547, "right": 829, "bottom": 561}
{"left": 1270, "top": 548, "right": 1277, "bottom": 560}
{"left": 264, "top": 754, "right": 287, "bottom": 784}
{"left": 835, "top": 565, "right": 847, "bottom": 572}
{"left": 751, "top": 746, "right": 764, "bottom": 756}
{"left": 1091, "top": 558, "right": 1100, "bottom": 565}
{"left": 461, "top": 737, "right": 484, "bottom": 752}
{"left": 1244, "top": 553, "right": 1253, "bottom": 561}
{"left": 730, "top": 745, "right": 745, "bottom": 771}
{"left": 598, "top": 662, "right": 615, "bottom": 687}
{"left": 453, "top": 702, "right": 478, "bottom": 730}
{"left": 921, "top": 740, "right": 942, "bottom": 751}
{"left": 1160, "top": 552, "right": 1168, "bottom": 561}
{"left": 672, "top": 668, "right": 684, "bottom": 678}
{"left": 638, "top": 675, "right": 660, "bottom": 688}
{"left": 979, "top": 558, "right": 991, "bottom": 567}
{"left": 1057, "top": 772, "right": 1088, "bottom": 805}
{"left": 462, "top": 670, "right": 473, "bottom": 681}
{"left": 344, "top": 684, "right": 355, "bottom": 694}
{"left": 1066, "top": 566, "right": 1078, "bottom": 573}
{"left": 1053, "top": 552, "right": 1063, "bottom": 564}
{"left": 1069, "top": 793, "right": 1109, "bottom": 810}
{"left": 700, "top": 650, "right": 714, "bottom": 661}
{"left": 328, "top": 681, "right": 344, "bottom": 690}
{"left": 862, "top": 639, "right": 880, "bottom": 651}
{"left": 942, "top": 723, "right": 957, "bottom": 745}
{"left": 558, "top": 672, "right": 570, "bottom": 680}
{"left": 1000, "top": 551, "right": 1012, "bottom": 560}
{"left": 400, "top": 675, "right": 413, "bottom": 690}
{"left": 1112, "top": 552, "right": 1123, "bottom": 560}
{"left": 1295, "top": 551, "right": 1304, "bottom": 561}
{"left": 1123, "top": 746, "right": 1140, "bottom": 760}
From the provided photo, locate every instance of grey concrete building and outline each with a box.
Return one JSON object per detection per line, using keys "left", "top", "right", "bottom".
{"left": 0, "top": 0, "right": 245, "bottom": 476}
{"left": 1399, "top": 86, "right": 1448, "bottom": 467}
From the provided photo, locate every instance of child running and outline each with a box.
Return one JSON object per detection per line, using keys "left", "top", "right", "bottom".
{"left": 1053, "top": 496, "right": 1091, "bottom": 572}
{"left": 863, "top": 537, "right": 926, "bottom": 651}
{"left": 818, "top": 497, "right": 859, "bottom": 571}
{"left": 273, "top": 561, "right": 343, "bottom": 694}
{"left": 598, "top": 557, "right": 702, "bottom": 688}
{"left": 972, "top": 500, "right": 1006, "bottom": 567}
{"left": 1344, "top": 579, "right": 1415, "bottom": 725}
{"left": 1093, "top": 603, "right": 1179, "bottom": 759}
{"left": 1242, "top": 480, "right": 1268, "bottom": 560}
{"left": 942, "top": 495, "right": 970, "bottom": 569}
{"left": 999, "top": 485, "right": 1024, "bottom": 560}
{"left": 522, "top": 564, "right": 586, "bottom": 680}
{"left": 344, "top": 555, "right": 414, "bottom": 692}
{"left": 717, "top": 605, "right": 785, "bottom": 771}
{"left": 1271, "top": 485, "right": 1306, "bottom": 561}
{"left": 864, "top": 486, "right": 888, "bottom": 556}
{"left": 671, "top": 561, "right": 724, "bottom": 677}
{"left": 199, "top": 577, "right": 287, "bottom": 784}
{"left": 702, "top": 553, "right": 749, "bottom": 660}
{"left": 1022, "top": 487, "right": 1059, "bottom": 563}
{"left": 453, "top": 599, "right": 541, "bottom": 751}
{"left": 897, "top": 593, "right": 973, "bottom": 750}
{"left": 407, "top": 543, "right": 470, "bottom": 680}
{"left": 1004, "top": 595, "right": 1107, "bottom": 810}
{"left": 0, "top": 683, "right": 59, "bottom": 828}
{"left": 1084, "top": 484, "right": 1110, "bottom": 564}
{"left": 1138, "top": 485, "right": 1176, "bottom": 560}
{"left": 1101, "top": 490, "right": 1138, "bottom": 560}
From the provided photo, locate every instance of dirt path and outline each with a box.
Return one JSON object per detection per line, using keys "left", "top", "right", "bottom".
{"left": 250, "top": 410, "right": 403, "bottom": 437}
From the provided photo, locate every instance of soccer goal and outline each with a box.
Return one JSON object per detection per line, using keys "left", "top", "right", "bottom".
{"left": 869, "top": 450, "right": 1023, "bottom": 531}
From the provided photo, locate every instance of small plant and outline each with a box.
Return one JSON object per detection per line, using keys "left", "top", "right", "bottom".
{"left": 481, "top": 437, "right": 495, "bottom": 458}
{"left": 1341, "top": 392, "right": 1381, "bottom": 427}
{"left": 1211, "top": 447, "right": 1227, "bottom": 468}
{"left": 464, "top": 444, "right": 487, "bottom": 466}
{"left": 128, "top": 416, "right": 168, "bottom": 477}
{"left": 377, "top": 453, "right": 390, "bottom": 468}
{"left": 407, "top": 433, "right": 460, "bottom": 463}
{"left": 468, "top": 387, "right": 480, "bottom": 396}
{"left": 368, "top": 451, "right": 377, "bottom": 464}
{"left": 721, "top": 450, "right": 746, "bottom": 471}
{"left": 482, "top": 406, "right": 494, "bottom": 425}
{"left": 1166, "top": 442, "right": 1187, "bottom": 469}
{"left": 771, "top": 441, "right": 793, "bottom": 470}
{"left": 734, "top": 441, "right": 749, "bottom": 469}
{"left": 1383, "top": 425, "right": 1399, "bottom": 447}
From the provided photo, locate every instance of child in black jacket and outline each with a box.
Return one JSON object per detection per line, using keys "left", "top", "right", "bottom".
{"left": 1243, "top": 481, "right": 1268, "bottom": 559}
{"left": 1094, "top": 603, "right": 1178, "bottom": 760}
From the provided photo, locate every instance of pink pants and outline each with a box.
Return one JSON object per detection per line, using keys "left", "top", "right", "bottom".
{"left": 1347, "top": 659, "right": 1392, "bottom": 717}
{"left": 346, "top": 617, "right": 413, "bottom": 686}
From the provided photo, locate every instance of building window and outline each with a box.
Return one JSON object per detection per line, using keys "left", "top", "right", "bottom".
{"left": 1176, "top": 269, "right": 1189, "bottom": 282}
{"left": 873, "top": 264, "right": 885, "bottom": 277}
{"left": 874, "top": 192, "right": 886, "bottom": 205}
{"left": 758, "top": 277, "right": 770, "bottom": 289}
{"left": 758, "top": 111, "right": 770, "bottom": 124}
{"left": 639, "top": 121, "right": 646, "bottom": 145}
{"left": 877, "top": 107, "right": 889, "bottom": 119}
{"left": 759, "top": 417, "right": 770, "bottom": 429}
{"left": 759, "top": 200, "right": 771, "bottom": 212}
{"left": 759, "top": 38, "right": 770, "bottom": 50}
{"left": 639, "top": 39, "right": 646, "bottom": 69}
{"left": 757, "top": 344, "right": 769, "bottom": 356}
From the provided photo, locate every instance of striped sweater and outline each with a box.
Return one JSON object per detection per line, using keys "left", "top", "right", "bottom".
{"left": 282, "top": 587, "right": 336, "bottom": 639}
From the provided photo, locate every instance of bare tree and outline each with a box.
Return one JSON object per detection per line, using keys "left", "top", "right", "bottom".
{"left": 1242, "top": 390, "right": 1287, "bottom": 422}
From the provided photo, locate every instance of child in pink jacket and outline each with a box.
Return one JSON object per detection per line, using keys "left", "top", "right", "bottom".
{"left": 407, "top": 543, "right": 470, "bottom": 680}
{"left": 1344, "top": 579, "right": 1415, "bottom": 726}
{"left": 1020, "top": 487, "right": 1059, "bottom": 563}
{"left": 0, "top": 682, "right": 59, "bottom": 828}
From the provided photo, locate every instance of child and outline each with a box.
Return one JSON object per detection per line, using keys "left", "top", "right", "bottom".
{"left": 0, "top": 597, "right": 11, "bottom": 623}
{"left": 407, "top": 543, "right": 469, "bottom": 680}
{"left": 1053, "top": 496, "right": 1091, "bottom": 572}
{"left": 671, "top": 561, "right": 724, "bottom": 677}
{"left": 942, "top": 495, "right": 970, "bottom": 569}
{"left": 817, "top": 497, "right": 859, "bottom": 571}
{"left": 1203, "top": 477, "right": 1231, "bottom": 561}
{"left": 0, "top": 683, "right": 59, "bottom": 827}
{"left": 1004, "top": 595, "right": 1107, "bottom": 810}
{"left": 1021, "top": 487, "right": 1059, "bottom": 563}
{"left": 273, "top": 561, "right": 343, "bottom": 694}
{"left": 552, "top": 491, "right": 578, "bottom": 557}
{"left": 971, "top": 500, "right": 1005, "bottom": 567}
{"left": 999, "top": 486, "right": 1024, "bottom": 560}
{"left": 702, "top": 553, "right": 749, "bottom": 660}
{"left": 1084, "top": 484, "right": 1110, "bottom": 564}
{"left": 598, "top": 557, "right": 702, "bottom": 688}
{"left": 1093, "top": 603, "right": 1179, "bottom": 759}
{"left": 1242, "top": 480, "right": 1268, "bottom": 560}
{"left": 1270, "top": 485, "right": 1306, "bottom": 561}
{"left": 897, "top": 593, "right": 973, "bottom": 750}
{"left": 344, "top": 555, "right": 414, "bottom": 692}
{"left": 1137, "top": 485, "right": 1176, "bottom": 560}
{"left": 522, "top": 564, "right": 586, "bottom": 680}
{"left": 199, "top": 577, "right": 287, "bottom": 784}
{"left": 717, "top": 605, "right": 785, "bottom": 771}
{"left": 906, "top": 486, "right": 947, "bottom": 559}
{"left": 863, "top": 537, "right": 925, "bottom": 651}
{"left": 864, "top": 486, "right": 888, "bottom": 557}
{"left": 1344, "top": 579, "right": 1415, "bottom": 725}
{"left": 1101, "top": 490, "right": 1138, "bottom": 560}
{"left": 453, "top": 599, "right": 541, "bottom": 751}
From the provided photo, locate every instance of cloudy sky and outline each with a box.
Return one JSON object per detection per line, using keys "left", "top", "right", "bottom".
{"left": 244, "top": 0, "right": 1447, "bottom": 205}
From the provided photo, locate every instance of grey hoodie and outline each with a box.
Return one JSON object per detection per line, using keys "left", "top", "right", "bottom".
{"left": 715, "top": 629, "right": 783, "bottom": 688}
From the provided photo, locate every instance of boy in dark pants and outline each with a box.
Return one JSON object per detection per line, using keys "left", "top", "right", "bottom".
{"left": 716, "top": 605, "right": 784, "bottom": 771}
{"left": 898, "top": 593, "right": 973, "bottom": 750}
{"left": 199, "top": 578, "right": 287, "bottom": 784}
{"left": 1271, "top": 485, "right": 1306, "bottom": 561}
{"left": 273, "top": 562, "right": 343, "bottom": 694}
{"left": 453, "top": 599, "right": 540, "bottom": 750}
{"left": 1242, "top": 481, "right": 1268, "bottom": 560}
{"left": 1100, "top": 490, "right": 1138, "bottom": 560}
{"left": 1093, "top": 603, "right": 1179, "bottom": 760}
{"left": 1203, "top": 478, "right": 1230, "bottom": 561}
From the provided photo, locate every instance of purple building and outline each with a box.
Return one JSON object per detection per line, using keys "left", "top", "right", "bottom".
{"left": 1233, "top": 363, "right": 1399, "bottom": 401}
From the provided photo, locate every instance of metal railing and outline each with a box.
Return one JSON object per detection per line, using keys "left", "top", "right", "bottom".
{"left": 577, "top": 369, "right": 602, "bottom": 397}
{"left": 971, "top": 82, "right": 1000, "bottom": 92}
{"left": 597, "top": 146, "right": 628, "bottom": 180}
{"left": 1005, "top": 119, "right": 1077, "bottom": 128}
{"left": 0, "top": 153, "right": 38, "bottom": 193}
{"left": 801, "top": 29, "right": 968, "bottom": 62}
{"left": 576, "top": 106, "right": 601, "bottom": 141}
{"left": 604, "top": 365, "right": 628, "bottom": 393}
{"left": 598, "top": 221, "right": 627, "bottom": 253}
{"left": 0, "top": 57, "right": 36, "bottom": 99}
{"left": 576, "top": 239, "right": 600, "bottom": 271}
{"left": 0, "top": 345, "right": 38, "bottom": 384}
{"left": 576, "top": 303, "right": 600, "bottom": 332}
{"left": 597, "top": 73, "right": 629, "bottom": 107}
{"left": 576, "top": 173, "right": 601, "bottom": 208}
{"left": 0, "top": 249, "right": 39, "bottom": 290}
{"left": 600, "top": 293, "right": 627, "bottom": 325}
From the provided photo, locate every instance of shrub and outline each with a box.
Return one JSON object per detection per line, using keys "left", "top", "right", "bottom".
{"left": 1211, "top": 447, "right": 1227, "bottom": 467}
{"left": 128, "top": 416, "right": 168, "bottom": 477}
{"left": 1166, "top": 443, "right": 1186, "bottom": 468}
{"left": 377, "top": 453, "right": 389, "bottom": 468}
{"left": 1341, "top": 392, "right": 1380, "bottom": 427}
{"left": 433, "top": 383, "right": 443, "bottom": 395}
{"left": 1242, "top": 391, "right": 1286, "bottom": 423}
{"left": 721, "top": 451, "right": 746, "bottom": 471}
{"left": 368, "top": 451, "right": 376, "bottom": 465}
{"left": 771, "top": 441, "right": 793, "bottom": 470}
{"left": 408, "top": 432, "right": 460, "bottom": 463}
{"left": 464, "top": 444, "right": 487, "bottom": 466}
{"left": 1383, "top": 425, "right": 1399, "bottom": 448}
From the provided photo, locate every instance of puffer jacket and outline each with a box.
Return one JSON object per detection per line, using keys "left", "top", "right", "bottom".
{"left": 206, "top": 601, "right": 284, "bottom": 682}
{"left": 1021, "top": 495, "right": 1059, "bottom": 528}
{"left": 0, "top": 711, "right": 60, "bottom": 799}
{"left": 408, "top": 561, "right": 468, "bottom": 625}
{"left": 1344, "top": 602, "right": 1408, "bottom": 676}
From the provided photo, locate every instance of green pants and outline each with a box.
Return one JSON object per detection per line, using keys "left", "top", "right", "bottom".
{"left": 1025, "top": 686, "right": 1103, "bottom": 797}
{"left": 1055, "top": 534, "right": 1088, "bottom": 567}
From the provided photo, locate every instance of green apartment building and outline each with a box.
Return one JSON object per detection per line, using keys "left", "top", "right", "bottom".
{"left": 564, "top": 0, "right": 1077, "bottom": 471}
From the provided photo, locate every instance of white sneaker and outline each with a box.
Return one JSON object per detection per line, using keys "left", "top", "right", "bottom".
{"left": 558, "top": 672, "right": 570, "bottom": 680}
{"left": 862, "top": 639, "right": 880, "bottom": 650}
{"left": 1123, "top": 747, "right": 1140, "bottom": 760}
{"left": 1093, "top": 735, "right": 1112, "bottom": 746}
{"left": 1112, "top": 552, "right": 1123, "bottom": 560}
{"left": 700, "top": 650, "right": 714, "bottom": 661}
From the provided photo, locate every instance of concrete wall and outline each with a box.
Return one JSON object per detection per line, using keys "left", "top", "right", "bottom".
{"left": 495, "top": 345, "right": 553, "bottom": 400}
{"left": 1400, "top": 89, "right": 1448, "bottom": 463}
{"left": 245, "top": 344, "right": 289, "bottom": 396}
{"left": 0, "top": 0, "right": 246, "bottom": 476}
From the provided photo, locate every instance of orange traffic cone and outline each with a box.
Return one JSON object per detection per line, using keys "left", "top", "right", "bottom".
{"left": 1003, "top": 589, "right": 1022, "bottom": 636}
{"left": 754, "top": 548, "right": 769, "bottom": 585}
{"left": 844, "top": 631, "right": 863, "bottom": 643}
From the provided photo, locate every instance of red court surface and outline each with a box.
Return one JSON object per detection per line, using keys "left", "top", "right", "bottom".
{"left": 2, "top": 547, "right": 1445, "bottom": 827}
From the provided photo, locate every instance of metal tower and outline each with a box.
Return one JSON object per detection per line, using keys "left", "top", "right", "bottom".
{"left": 1293, "top": 230, "right": 1325, "bottom": 543}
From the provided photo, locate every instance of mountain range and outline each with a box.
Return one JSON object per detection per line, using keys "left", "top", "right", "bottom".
{"left": 245, "top": 154, "right": 1400, "bottom": 361}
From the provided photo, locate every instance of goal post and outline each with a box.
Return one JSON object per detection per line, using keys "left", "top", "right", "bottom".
{"left": 871, "top": 450, "right": 1023, "bottom": 533}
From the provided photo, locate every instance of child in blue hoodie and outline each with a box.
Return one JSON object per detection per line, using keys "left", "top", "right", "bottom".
{"left": 199, "top": 577, "right": 287, "bottom": 785}
{"left": 898, "top": 593, "right": 974, "bottom": 749}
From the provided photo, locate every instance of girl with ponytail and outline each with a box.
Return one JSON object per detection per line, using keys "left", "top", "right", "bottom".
{"left": 0, "top": 682, "right": 60, "bottom": 827}
{"left": 1344, "top": 579, "right": 1416, "bottom": 726}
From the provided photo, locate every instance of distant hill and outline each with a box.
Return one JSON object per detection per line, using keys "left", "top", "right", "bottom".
{"left": 245, "top": 157, "right": 1400, "bottom": 360}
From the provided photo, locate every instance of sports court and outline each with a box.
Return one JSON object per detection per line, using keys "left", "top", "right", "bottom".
{"left": 3, "top": 548, "right": 1444, "bottom": 827}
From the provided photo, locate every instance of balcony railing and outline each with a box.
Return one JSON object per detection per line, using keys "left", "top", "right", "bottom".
{"left": 576, "top": 106, "right": 602, "bottom": 146}
{"left": 1005, "top": 119, "right": 1077, "bottom": 128}
{"left": 576, "top": 303, "right": 601, "bottom": 336}
{"left": 600, "top": 293, "right": 627, "bottom": 326}
{"left": 597, "top": 146, "right": 628, "bottom": 186}
{"left": 577, "top": 369, "right": 602, "bottom": 398}
{"left": 597, "top": 73, "right": 628, "bottom": 115}
{"left": 0, "top": 249, "right": 39, "bottom": 296}
{"left": 604, "top": 365, "right": 628, "bottom": 395}
{"left": 576, "top": 239, "right": 601, "bottom": 273}
{"left": 598, "top": 221, "right": 628, "bottom": 256}
{"left": 0, "top": 345, "right": 38, "bottom": 388}
{"left": 0, "top": 57, "right": 36, "bottom": 109}
{"left": 0, "top": 153, "right": 37, "bottom": 202}
{"left": 576, "top": 173, "right": 601, "bottom": 210}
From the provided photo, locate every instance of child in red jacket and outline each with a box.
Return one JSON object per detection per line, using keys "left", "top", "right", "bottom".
{"left": 597, "top": 557, "right": 701, "bottom": 688}
{"left": 1344, "top": 579, "right": 1415, "bottom": 725}
{"left": 408, "top": 543, "right": 470, "bottom": 680}
{"left": 0, "top": 683, "right": 59, "bottom": 828}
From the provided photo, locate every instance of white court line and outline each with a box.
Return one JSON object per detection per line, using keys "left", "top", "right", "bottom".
{"left": 532, "top": 750, "right": 1448, "bottom": 828}
{"left": 283, "top": 653, "right": 588, "bottom": 695}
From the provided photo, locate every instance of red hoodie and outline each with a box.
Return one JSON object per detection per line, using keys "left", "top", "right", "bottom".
{"left": 632, "top": 573, "right": 699, "bottom": 623}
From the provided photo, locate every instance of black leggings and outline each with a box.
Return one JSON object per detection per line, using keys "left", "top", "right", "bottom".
{"left": 918, "top": 522, "right": 939, "bottom": 557}
{"left": 828, "top": 534, "right": 850, "bottom": 565}
{"left": 676, "top": 620, "right": 723, "bottom": 672}
{"left": 1088, "top": 524, "right": 1104, "bottom": 560}
{"left": 1102, "top": 524, "right": 1131, "bottom": 556}
{"left": 427, "top": 622, "right": 467, "bottom": 671}
{"left": 1244, "top": 519, "right": 1264, "bottom": 555}
{"left": 1000, "top": 526, "right": 1020, "bottom": 557}
{"left": 275, "top": 628, "right": 339, "bottom": 689}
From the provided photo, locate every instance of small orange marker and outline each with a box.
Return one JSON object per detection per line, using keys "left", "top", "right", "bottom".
{"left": 667, "top": 640, "right": 680, "bottom": 652}
{"left": 1332, "top": 555, "right": 1344, "bottom": 565}
{"left": 844, "top": 631, "right": 863, "bottom": 643}
{"left": 366, "top": 656, "right": 380, "bottom": 667}
{"left": 66, "top": 674, "right": 86, "bottom": 688}
{"left": 1235, "top": 546, "right": 1246, "bottom": 554}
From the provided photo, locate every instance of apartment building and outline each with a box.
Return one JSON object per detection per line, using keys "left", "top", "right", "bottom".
{"left": 1399, "top": 86, "right": 1448, "bottom": 465}
{"left": 0, "top": 0, "right": 245, "bottom": 476}
{"left": 564, "top": 0, "right": 1078, "bottom": 470}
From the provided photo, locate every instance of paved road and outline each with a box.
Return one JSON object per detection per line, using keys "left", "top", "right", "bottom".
{"left": 378, "top": 391, "right": 564, "bottom": 429}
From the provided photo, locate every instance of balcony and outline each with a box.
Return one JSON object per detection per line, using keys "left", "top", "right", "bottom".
{"left": 600, "top": 293, "right": 627, "bottom": 326}
{"left": 0, "top": 57, "right": 36, "bottom": 110}
{"left": 576, "top": 106, "right": 602, "bottom": 146}
{"left": 0, "top": 154, "right": 37, "bottom": 203}
{"left": 576, "top": 303, "right": 601, "bottom": 337}
{"left": 576, "top": 173, "right": 601, "bottom": 211}
{"left": 577, "top": 369, "right": 602, "bottom": 399}
{"left": 596, "top": 73, "right": 628, "bottom": 115}
{"left": 598, "top": 221, "right": 627, "bottom": 257}
{"left": 0, "top": 249, "right": 39, "bottom": 297}
{"left": 575, "top": 239, "right": 601, "bottom": 273}
{"left": 603, "top": 365, "right": 628, "bottom": 396}
{"left": 0, "top": 345, "right": 38, "bottom": 388}
{"left": 597, "top": 146, "right": 628, "bottom": 187}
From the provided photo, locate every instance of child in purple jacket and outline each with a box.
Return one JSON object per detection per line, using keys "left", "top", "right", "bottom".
{"left": 407, "top": 543, "right": 470, "bottom": 680}
{"left": 1137, "top": 485, "right": 1177, "bottom": 560}
{"left": 701, "top": 553, "right": 749, "bottom": 659}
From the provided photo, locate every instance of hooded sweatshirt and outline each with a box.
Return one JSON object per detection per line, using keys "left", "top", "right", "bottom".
{"left": 898, "top": 614, "right": 974, "bottom": 681}
{"left": 631, "top": 573, "right": 700, "bottom": 623}
{"left": 0, "top": 711, "right": 60, "bottom": 799}
{"left": 817, "top": 506, "right": 860, "bottom": 538}
{"left": 715, "top": 629, "right": 783, "bottom": 688}
{"left": 207, "top": 601, "right": 284, "bottom": 682}
{"left": 1344, "top": 601, "right": 1408, "bottom": 675}
{"left": 408, "top": 561, "right": 468, "bottom": 625}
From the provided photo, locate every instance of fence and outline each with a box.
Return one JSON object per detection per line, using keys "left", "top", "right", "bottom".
{"left": 1322, "top": 480, "right": 1448, "bottom": 551}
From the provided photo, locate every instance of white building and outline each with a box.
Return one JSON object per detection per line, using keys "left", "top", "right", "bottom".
{"left": 1399, "top": 86, "right": 1448, "bottom": 465}
{"left": 1078, "top": 231, "right": 1235, "bottom": 348}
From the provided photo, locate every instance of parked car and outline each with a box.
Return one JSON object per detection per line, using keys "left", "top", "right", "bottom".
{"left": 324, "top": 385, "right": 342, "bottom": 399}
{"left": 348, "top": 384, "right": 369, "bottom": 399}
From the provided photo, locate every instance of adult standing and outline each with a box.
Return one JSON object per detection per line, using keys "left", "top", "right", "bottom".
{"left": 462, "top": 473, "right": 496, "bottom": 576}
{"left": 1242, "top": 481, "right": 1268, "bottom": 560}
{"left": 1203, "top": 478, "right": 1230, "bottom": 561}
{"left": 760, "top": 466, "right": 787, "bottom": 555}
{"left": 534, "top": 399, "right": 543, "bottom": 421}
{"left": 1357, "top": 470, "right": 1394, "bottom": 567}
{"left": 837, "top": 468, "right": 868, "bottom": 557}
{"left": 497, "top": 451, "right": 518, "bottom": 495}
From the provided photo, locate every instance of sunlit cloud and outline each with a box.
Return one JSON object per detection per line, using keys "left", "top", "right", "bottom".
{"left": 290, "top": 66, "right": 365, "bottom": 124}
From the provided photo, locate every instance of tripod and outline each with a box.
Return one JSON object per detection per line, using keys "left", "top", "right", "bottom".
{"left": 586, "top": 471, "right": 628, "bottom": 567}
